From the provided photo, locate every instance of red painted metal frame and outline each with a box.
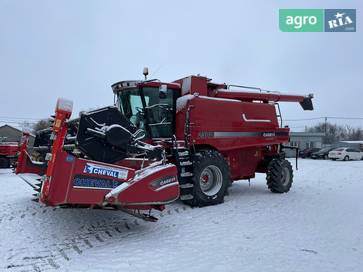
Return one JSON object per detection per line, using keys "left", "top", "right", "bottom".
{"left": 15, "top": 132, "right": 46, "bottom": 175}
{"left": 40, "top": 106, "right": 72, "bottom": 203}
{"left": 215, "top": 90, "right": 306, "bottom": 103}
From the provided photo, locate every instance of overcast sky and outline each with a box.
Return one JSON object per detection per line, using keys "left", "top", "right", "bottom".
{"left": 0, "top": 0, "right": 362, "bottom": 130}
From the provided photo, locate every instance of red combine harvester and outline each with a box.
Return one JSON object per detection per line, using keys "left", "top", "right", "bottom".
{"left": 0, "top": 138, "right": 19, "bottom": 168}
{"left": 16, "top": 73, "right": 313, "bottom": 221}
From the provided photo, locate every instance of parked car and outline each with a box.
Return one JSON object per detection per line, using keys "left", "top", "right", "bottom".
{"left": 311, "top": 147, "right": 336, "bottom": 159}
{"left": 328, "top": 147, "right": 363, "bottom": 161}
{"left": 299, "top": 147, "right": 321, "bottom": 158}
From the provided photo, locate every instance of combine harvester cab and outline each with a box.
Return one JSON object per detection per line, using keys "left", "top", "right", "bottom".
{"left": 16, "top": 98, "right": 179, "bottom": 221}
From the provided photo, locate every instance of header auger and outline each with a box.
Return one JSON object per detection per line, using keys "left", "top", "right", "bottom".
{"left": 16, "top": 74, "right": 313, "bottom": 221}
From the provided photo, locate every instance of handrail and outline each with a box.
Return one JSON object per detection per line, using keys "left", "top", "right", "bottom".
{"left": 227, "top": 84, "right": 280, "bottom": 94}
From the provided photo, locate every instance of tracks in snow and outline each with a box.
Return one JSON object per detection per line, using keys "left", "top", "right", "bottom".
{"left": 3, "top": 205, "right": 191, "bottom": 272}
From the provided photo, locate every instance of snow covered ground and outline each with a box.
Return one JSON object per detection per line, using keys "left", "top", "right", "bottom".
{"left": 1, "top": 159, "right": 362, "bottom": 272}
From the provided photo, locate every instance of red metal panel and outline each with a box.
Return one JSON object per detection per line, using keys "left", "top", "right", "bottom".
{"left": 47, "top": 151, "right": 135, "bottom": 206}
{"left": 223, "top": 147, "right": 263, "bottom": 179}
{"left": 186, "top": 96, "right": 288, "bottom": 150}
{"left": 114, "top": 165, "right": 179, "bottom": 206}
{"left": 0, "top": 143, "right": 18, "bottom": 156}
{"left": 173, "top": 76, "right": 210, "bottom": 96}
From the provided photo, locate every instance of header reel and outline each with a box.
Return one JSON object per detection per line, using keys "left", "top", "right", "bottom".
{"left": 77, "top": 106, "right": 163, "bottom": 163}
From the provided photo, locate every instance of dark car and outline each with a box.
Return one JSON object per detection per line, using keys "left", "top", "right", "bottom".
{"left": 311, "top": 147, "right": 336, "bottom": 160}
{"left": 299, "top": 147, "right": 321, "bottom": 158}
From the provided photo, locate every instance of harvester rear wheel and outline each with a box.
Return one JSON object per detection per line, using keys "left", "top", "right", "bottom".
{"left": 266, "top": 159, "right": 293, "bottom": 193}
{"left": 184, "top": 150, "right": 230, "bottom": 207}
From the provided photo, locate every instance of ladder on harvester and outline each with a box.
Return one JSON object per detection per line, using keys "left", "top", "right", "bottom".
{"left": 173, "top": 144, "right": 194, "bottom": 201}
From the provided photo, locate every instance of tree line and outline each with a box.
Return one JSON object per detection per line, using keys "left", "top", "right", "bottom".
{"left": 305, "top": 122, "right": 363, "bottom": 144}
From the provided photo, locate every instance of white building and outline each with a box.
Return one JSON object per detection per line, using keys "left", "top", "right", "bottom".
{"left": 285, "top": 132, "right": 325, "bottom": 157}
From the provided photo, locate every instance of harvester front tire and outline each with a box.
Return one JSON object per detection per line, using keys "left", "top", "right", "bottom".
{"left": 184, "top": 150, "right": 230, "bottom": 207}
{"left": 266, "top": 159, "right": 293, "bottom": 193}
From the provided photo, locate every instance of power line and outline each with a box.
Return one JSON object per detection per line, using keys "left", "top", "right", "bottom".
{"left": 0, "top": 116, "right": 45, "bottom": 121}
{"left": 0, "top": 120, "right": 37, "bottom": 124}
{"left": 328, "top": 116, "right": 363, "bottom": 120}
{"left": 285, "top": 117, "right": 324, "bottom": 121}
{"left": 289, "top": 126, "right": 308, "bottom": 129}
{"left": 285, "top": 116, "right": 363, "bottom": 121}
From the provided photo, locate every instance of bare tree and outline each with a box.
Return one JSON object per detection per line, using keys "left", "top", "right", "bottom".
{"left": 32, "top": 119, "right": 51, "bottom": 133}
{"left": 305, "top": 122, "right": 363, "bottom": 144}
{"left": 20, "top": 121, "right": 34, "bottom": 132}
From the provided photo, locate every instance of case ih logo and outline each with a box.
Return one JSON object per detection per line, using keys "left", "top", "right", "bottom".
{"left": 262, "top": 132, "right": 276, "bottom": 137}
{"left": 150, "top": 176, "right": 177, "bottom": 191}
{"left": 84, "top": 163, "right": 128, "bottom": 180}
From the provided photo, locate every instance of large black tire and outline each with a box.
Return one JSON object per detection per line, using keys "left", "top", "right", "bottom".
{"left": 183, "top": 150, "right": 230, "bottom": 207}
{"left": 266, "top": 159, "right": 293, "bottom": 193}
{"left": 0, "top": 157, "right": 10, "bottom": 168}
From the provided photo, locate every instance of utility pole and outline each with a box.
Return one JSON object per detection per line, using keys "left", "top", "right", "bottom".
{"left": 324, "top": 117, "right": 328, "bottom": 144}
